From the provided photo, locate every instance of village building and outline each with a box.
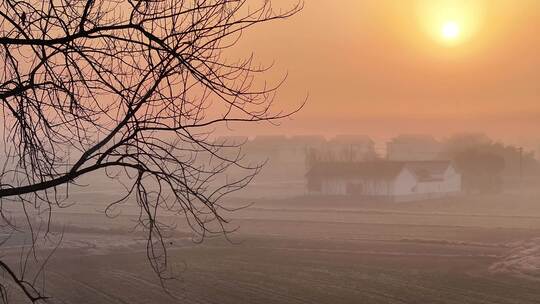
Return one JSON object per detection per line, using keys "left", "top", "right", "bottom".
{"left": 329, "top": 134, "right": 377, "bottom": 161}
{"left": 240, "top": 135, "right": 326, "bottom": 182}
{"left": 308, "top": 134, "right": 377, "bottom": 163}
{"left": 245, "top": 135, "right": 290, "bottom": 161}
{"left": 306, "top": 160, "right": 461, "bottom": 202}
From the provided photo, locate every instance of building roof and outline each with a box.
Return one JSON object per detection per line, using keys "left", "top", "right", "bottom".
{"left": 307, "top": 160, "right": 452, "bottom": 181}
{"left": 404, "top": 161, "right": 452, "bottom": 181}
{"left": 307, "top": 161, "right": 406, "bottom": 180}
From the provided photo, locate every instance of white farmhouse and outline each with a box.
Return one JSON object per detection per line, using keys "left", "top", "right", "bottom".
{"left": 306, "top": 161, "right": 461, "bottom": 202}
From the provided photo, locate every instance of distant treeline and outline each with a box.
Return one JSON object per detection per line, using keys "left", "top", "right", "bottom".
{"left": 440, "top": 133, "right": 539, "bottom": 193}
{"left": 214, "top": 133, "right": 540, "bottom": 193}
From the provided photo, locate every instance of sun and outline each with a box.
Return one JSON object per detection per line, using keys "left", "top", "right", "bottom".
{"left": 441, "top": 21, "right": 460, "bottom": 40}
{"left": 417, "top": 1, "right": 485, "bottom": 47}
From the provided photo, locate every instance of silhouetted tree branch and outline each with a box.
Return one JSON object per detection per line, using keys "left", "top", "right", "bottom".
{"left": 0, "top": 0, "right": 303, "bottom": 302}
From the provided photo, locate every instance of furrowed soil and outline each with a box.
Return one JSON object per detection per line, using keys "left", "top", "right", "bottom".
{"left": 4, "top": 192, "right": 540, "bottom": 303}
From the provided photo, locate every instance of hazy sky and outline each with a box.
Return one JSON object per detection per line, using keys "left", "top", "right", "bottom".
{"left": 228, "top": 1, "right": 540, "bottom": 145}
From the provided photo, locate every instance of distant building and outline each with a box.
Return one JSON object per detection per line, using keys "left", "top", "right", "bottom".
{"left": 288, "top": 135, "right": 327, "bottom": 160}
{"left": 245, "top": 135, "right": 289, "bottom": 160}
{"left": 387, "top": 134, "right": 443, "bottom": 161}
{"left": 290, "top": 135, "right": 326, "bottom": 149}
{"left": 308, "top": 134, "right": 377, "bottom": 163}
{"left": 306, "top": 160, "right": 461, "bottom": 202}
{"left": 239, "top": 135, "right": 326, "bottom": 182}
{"left": 329, "top": 134, "right": 377, "bottom": 161}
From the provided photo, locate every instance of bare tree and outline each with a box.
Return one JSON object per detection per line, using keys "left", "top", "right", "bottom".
{"left": 0, "top": 0, "right": 303, "bottom": 302}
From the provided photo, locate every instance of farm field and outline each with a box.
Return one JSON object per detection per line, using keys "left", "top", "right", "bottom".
{"left": 4, "top": 192, "right": 540, "bottom": 303}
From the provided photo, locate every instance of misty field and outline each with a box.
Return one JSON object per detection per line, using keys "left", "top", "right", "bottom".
{"left": 4, "top": 192, "right": 540, "bottom": 304}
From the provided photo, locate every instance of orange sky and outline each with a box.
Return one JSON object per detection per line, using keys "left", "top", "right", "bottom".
{"left": 227, "top": 1, "right": 540, "bottom": 147}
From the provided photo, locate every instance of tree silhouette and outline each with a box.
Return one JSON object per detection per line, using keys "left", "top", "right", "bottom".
{"left": 0, "top": 0, "right": 303, "bottom": 302}
{"left": 454, "top": 149, "right": 505, "bottom": 193}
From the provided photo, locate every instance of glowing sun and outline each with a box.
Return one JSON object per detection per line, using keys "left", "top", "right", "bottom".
{"left": 417, "top": 1, "right": 485, "bottom": 47}
{"left": 441, "top": 21, "right": 460, "bottom": 40}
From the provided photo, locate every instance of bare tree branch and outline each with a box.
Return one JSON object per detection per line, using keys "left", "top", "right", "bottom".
{"left": 0, "top": 0, "right": 303, "bottom": 302}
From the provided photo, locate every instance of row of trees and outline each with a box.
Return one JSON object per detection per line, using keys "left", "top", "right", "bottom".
{"left": 442, "top": 133, "right": 539, "bottom": 193}
{"left": 305, "top": 133, "right": 539, "bottom": 193}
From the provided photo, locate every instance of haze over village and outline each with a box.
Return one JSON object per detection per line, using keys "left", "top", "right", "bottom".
{"left": 213, "top": 132, "right": 535, "bottom": 199}
{"left": 1, "top": 1, "right": 540, "bottom": 304}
